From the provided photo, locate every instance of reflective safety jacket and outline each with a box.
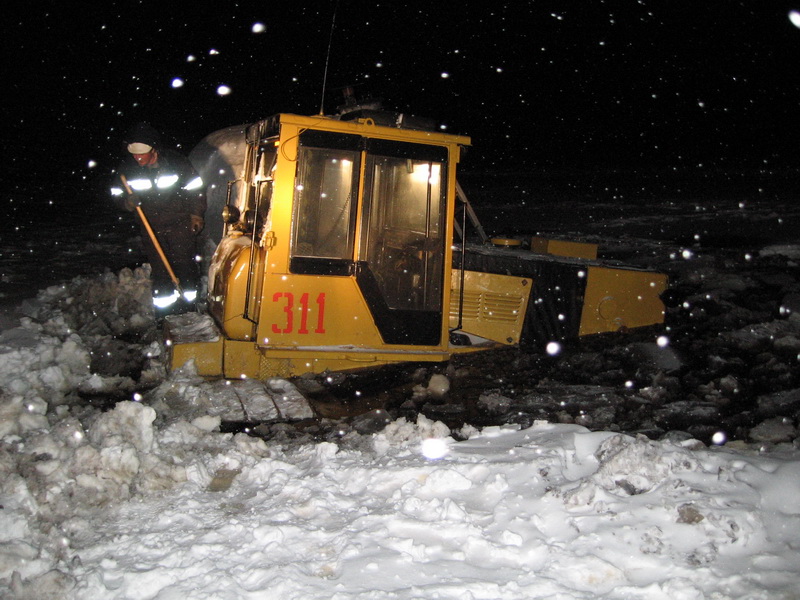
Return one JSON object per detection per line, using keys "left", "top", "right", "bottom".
{"left": 110, "top": 149, "right": 205, "bottom": 226}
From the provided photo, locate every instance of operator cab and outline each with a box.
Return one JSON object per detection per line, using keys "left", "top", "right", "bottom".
{"left": 198, "top": 112, "right": 471, "bottom": 378}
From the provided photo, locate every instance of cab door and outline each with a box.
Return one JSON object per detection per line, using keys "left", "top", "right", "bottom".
{"left": 356, "top": 140, "right": 448, "bottom": 346}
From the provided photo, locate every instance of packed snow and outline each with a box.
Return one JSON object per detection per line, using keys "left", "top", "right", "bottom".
{"left": 2, "top": 199, "right": 800, "bottom": 599}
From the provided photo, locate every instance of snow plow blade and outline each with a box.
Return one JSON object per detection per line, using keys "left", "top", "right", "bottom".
{"left": 164, "top": 312, "right": 224, "bottom": 378}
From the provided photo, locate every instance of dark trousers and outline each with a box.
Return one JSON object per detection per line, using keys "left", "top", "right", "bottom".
{"left": 140, "top": 219, "right": 200, "bottom": 297}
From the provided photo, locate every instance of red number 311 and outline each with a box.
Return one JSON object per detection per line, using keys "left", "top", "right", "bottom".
{"left": 272, "top": 292, "right": 326, "bottom": 334}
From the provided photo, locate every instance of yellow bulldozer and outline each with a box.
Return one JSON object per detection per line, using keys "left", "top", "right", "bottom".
{"left": 166, "top": 110, "right": 668, "bottom": 381}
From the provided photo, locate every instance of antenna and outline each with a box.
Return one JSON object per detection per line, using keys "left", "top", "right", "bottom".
{"left": 319, "top": 0, "right": 340, "bottom": 115}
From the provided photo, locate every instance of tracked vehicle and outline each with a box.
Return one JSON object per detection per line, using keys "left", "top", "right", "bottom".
{"left": 166, "top": 111, "right": 668, "bottom": 380}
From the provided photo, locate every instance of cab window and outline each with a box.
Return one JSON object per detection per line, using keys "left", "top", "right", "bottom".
{"left": 292, "top": 131, "right": 361, "bottom": 260}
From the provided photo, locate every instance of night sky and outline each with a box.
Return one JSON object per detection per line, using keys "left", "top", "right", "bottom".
{"left": 4, "top": 1, "right": 800, "bottom": 218}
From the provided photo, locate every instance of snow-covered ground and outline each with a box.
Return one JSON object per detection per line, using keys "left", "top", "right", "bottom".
{"left": 1, "top": 189, "right": 800, "bottom": 599}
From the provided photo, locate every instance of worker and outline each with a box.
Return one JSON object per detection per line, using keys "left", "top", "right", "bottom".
{"left": 109, "top": 122, "right": 206, "bottom": 315}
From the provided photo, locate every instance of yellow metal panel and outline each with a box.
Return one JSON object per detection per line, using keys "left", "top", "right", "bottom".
{"left": 530, "top": 237, "right": 598, "bottom": 260}
{"left": 208, "top": 235, "right": 259, "bottom": 341}
{"left": 256, "top": 348, "right": 451, "bottom": 378}
{"left": 258, "top": 357, "right": 294, "bottom": 380}
{"left": 579, "top": 266, "right": 668, "bottom": 335}
{"left": 255, "top": 274, "right": 388, "bottom": 349}
{"left": 168, "top": 339, "right": 223, "bottom": 377}
{"left": 490, "top": 238, "right": 523, "bottom": 247}
{"left": 164, "top": 314, "right": 224, "bottom": 377}
{"left": 223, "top": 339, "right": 263, "bottom": 379}
{"left": 449, "top": 270, "right": 531, "bottom": 344}
{"left": 265, "top": 122, "right": 300, "bottom": 274}
{"left": 277, "top": 113, "right": 471, "bottom": 148}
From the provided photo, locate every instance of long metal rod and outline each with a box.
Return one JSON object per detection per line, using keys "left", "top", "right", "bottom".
{"left": 455, "top": 180, "right": 489, "bottom": 244}
{"left": 422, "top": 162, "right": 433, "bottom": 306}
{"left": 243, "top": 215, "right": 259, "bottom": 322}
{"left": 451, "top": 199, "right": 467, "bottom": 334}
{"left": 223, "top": 180, "right": 235, "bottom": 238}
{"left": 318, "top": 0, "right": 340, "bottom": 115}
{"left": 243, "top": 150, "right": 264, "bottom": 323}
{"left": 457, "top": 199, "right": 467, "bottom": 330}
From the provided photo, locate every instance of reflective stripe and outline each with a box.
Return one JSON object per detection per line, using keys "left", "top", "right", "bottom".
{"left": 156, "top": 174, "right": 180, "bottom": 189}
{"left": 183, "top": 176, "right": 204, "bottom": 191}
{"left": 153, "top": 291, "right": 181, "bottom": 308}
{"left": 127, "top": 178, "right": 153, "bottom": 191}
{"left": 182, "top": 290, "right": 198, "bottom": 302}
{"left": 120, "top": 172, "right": 200, "bottom": 195}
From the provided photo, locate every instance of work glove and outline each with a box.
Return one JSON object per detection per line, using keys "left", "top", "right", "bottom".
{"left": 123, "top": 194, "right": 139, "bottom": 212}
{"left": 190, "top": 215, "right": 205, "bottom": 234}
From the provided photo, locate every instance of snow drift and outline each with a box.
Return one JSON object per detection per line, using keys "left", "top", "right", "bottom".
{"left": 1, "top": 263, "right": 799, "bottom": 599}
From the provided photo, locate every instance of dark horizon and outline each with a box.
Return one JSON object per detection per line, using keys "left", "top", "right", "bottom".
{"left": 4, "top": 1, "right": 800, "bottom": 217}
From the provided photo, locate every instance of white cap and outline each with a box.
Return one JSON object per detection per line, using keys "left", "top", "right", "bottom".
{"left": 127, "top": 142, "right": 153, "bottom": 154}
